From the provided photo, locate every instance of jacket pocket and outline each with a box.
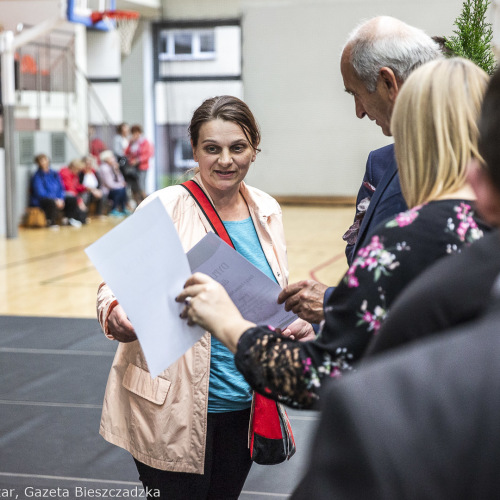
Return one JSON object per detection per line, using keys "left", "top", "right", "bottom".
{"left": 122, "top": 363, "right": 171, "bottom": 405}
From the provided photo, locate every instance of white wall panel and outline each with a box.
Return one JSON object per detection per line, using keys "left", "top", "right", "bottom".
{"left": 0, "top": 1, "right": 65, "bottom": 31}
{"left": 89, "top": 83, "right": 123, "bottom": 123}
{"left": 155, "top": 80, "right": 243, "bottom": 124}
{"left": 87, "top": 30, "right": 121, "bottom": 77}
{"left": 161, "top": 0, "right": 239, "bottom": 20}
{"left": 241, "top": 0, "right": 465, "bottom": 197}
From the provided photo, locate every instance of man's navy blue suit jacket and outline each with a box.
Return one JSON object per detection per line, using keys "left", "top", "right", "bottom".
{"left": 324, "top": 144, "right": 407, "bottom": 304}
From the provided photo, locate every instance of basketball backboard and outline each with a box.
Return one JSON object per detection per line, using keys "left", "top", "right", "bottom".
{"left": 67, "top": 0, "right": 117, "bottom": 31}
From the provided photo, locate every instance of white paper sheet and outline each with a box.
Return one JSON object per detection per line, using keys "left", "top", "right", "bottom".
{"left": 86, "top": 199, "right": 297, "bottom": 378}
{"left": 85, "top": 197, "right": 205, "bottom": 378}
{"left": 187, "top": 232, "right": 297, "bottom": 329}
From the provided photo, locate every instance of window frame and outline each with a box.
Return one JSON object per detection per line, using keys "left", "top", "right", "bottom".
{"left": 173, "top": 138, "right": 197, "bottom": 170}
{"left": 158, "top": 29, "right": 216, "bottom": 62}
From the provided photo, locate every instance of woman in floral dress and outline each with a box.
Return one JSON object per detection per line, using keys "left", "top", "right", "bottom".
{"left": 177, "top": 58, "right": 490, "bottom": 409}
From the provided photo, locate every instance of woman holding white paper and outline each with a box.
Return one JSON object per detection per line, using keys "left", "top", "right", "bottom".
{"left": 96, "top": 96, "right": 312, "bottom": 499}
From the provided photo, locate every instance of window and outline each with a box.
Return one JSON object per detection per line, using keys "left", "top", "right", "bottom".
{"left": 174, "top": 138, "right": 197, "bottom": 169}
{"left": 51, "top": 133, "right": 66, "bottom": 163}
{"left": 174, "top": 33, "right": 192, "bottom": 55}
{"left": 199, "top": 32, "right": 215, "bottom": 53}
{"left": 18, "top": 133, "right": 35, "bottom": 165}
{"left": 159, "top": 29, "right": 216, "bottom": 61}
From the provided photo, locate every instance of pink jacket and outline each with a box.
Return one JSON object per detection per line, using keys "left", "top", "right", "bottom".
{"left": 125, "top": 137, "right": 153, "bottom": 171}
{"left": 98, "top": 162, "right": 127, "bottom": 194}
{"left": 97, "top": 173, "right": 289, "bottom": 473}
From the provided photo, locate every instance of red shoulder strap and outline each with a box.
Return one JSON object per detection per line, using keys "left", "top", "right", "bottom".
{"left": 181, "top": 180, "right": 235, "bottom": 249}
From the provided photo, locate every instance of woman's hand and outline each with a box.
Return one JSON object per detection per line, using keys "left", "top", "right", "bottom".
{"left": 279, "top": 318, "right": 316, "bottom": 342}
{"left": 107, "top": 304, "right": 137, "bottom": 343}
{"left": 176, "top": 273, "right": 255, "bottom": 353}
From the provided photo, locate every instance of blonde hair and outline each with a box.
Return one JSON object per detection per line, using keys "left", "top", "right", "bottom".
{"left": 391, "top": 57, "right": 488, "bottom": 208}
{"left": 69, "top": 159, "right": 85, "bottom": 171}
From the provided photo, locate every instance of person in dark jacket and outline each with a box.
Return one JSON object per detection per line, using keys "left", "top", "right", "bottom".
{"left": 30, "top": 153, "right": 65, "bottom": 227}
{"left": 364, "top": 61, "right": 500, "bottom": 358}
{"left": 176, "top": 58, "right": 490, "bottom": 410}
{"left": 30, "top": 154, "right": 85, "bottom": 227}
{"left": 277, "top": 16, "right": 440, "bottom": 324}
{"left": 291, "top": 293, "right": 500, "bottom": 500}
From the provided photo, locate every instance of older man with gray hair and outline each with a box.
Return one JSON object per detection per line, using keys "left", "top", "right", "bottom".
{"left": 278, "top": 16, "right": 441, "bottom": 327}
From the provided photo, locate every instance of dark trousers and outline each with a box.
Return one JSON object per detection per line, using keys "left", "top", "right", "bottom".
{"left": 134, "top": 408, "right": 253, "bottom": 500}
{"left": 63, "top": 196, "right": 87, "bottom": 223}
{"left": 39, "top": 198, "right": 61, "bottom": 225}
{"left": 81, "top": 191, "right": 104, "bottom": 215}
{"left": 108, "top": 187, "right": 127, "bottom": 211}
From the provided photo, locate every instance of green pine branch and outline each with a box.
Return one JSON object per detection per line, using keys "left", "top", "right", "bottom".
{"left": 444, "top": 0, "right": 497, "bottom": 75}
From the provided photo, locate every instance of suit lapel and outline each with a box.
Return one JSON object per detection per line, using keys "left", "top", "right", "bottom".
{"left": 353, "top": 158, "right": 398, "bottom": 256}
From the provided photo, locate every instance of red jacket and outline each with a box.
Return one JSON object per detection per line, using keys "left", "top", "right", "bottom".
{"left": 90, "top": 138, "right": 107, "bottom": 159}
{"left": 125, "top": 137, "right": 153, "bottom": 171}
{"left": 59, "top": 167, "right": 86, "bottom": 196}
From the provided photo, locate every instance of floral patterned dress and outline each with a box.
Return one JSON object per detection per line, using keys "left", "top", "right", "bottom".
{"left": 235, "top": 200, "right": 488, "bottom": 409}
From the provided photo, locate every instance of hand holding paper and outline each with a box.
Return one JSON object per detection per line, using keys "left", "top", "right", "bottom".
{"left": 177, "top": 273, "right": 256, "bottom": 353}
{"left": 86, "top": 198, "right": 297, "bottom": 377}
{"left": 187, "top": 232, "right": 297, "bottom": 329}
{"left": 86, "top": 198, "right": 205, "bottom": 378}
{"left": 107, "top": 303, "right": 137, "bottom": 343}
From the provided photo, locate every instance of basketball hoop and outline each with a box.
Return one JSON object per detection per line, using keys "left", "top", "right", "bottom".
{"left": 90, "top": 10, "right": 140, "bottom": 56}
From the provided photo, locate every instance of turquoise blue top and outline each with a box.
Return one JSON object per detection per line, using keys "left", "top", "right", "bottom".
{"left": 208, "top": 217, "right": 278, "bottom": 413}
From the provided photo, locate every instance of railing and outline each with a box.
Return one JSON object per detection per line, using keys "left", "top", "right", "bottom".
{"left": 12, "top": 28, "right": 114, "bottom": 155}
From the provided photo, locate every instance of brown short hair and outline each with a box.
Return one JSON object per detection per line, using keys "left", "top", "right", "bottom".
{"left": 116, "top": 122, "right": 128, "bottom": 134}
{"left": 34, "top": 154, "right": 49, "bottom": 166}
{"left": 188, "top": 96, "right": 261, "bottom": 152}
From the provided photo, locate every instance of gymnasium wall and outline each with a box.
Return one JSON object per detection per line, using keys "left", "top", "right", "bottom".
{"left": 0, "top": 149, "right": 5, "bottom": 236}
{"left": 239, "top": 0, "right": 465, "bottom": 198}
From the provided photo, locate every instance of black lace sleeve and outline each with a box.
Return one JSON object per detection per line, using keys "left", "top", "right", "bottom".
{"left": 234, "top": 202, "right": 486, "bottom": 410}
{"left": 234, "top": 327, "right": 352, "bottom": 409}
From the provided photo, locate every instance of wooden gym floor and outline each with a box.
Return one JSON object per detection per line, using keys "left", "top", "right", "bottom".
{"left": 0, "top": 205, "right": 354, "bottom": 318}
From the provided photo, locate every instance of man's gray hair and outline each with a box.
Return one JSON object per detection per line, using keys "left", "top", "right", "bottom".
{"left": 344, "top": 16, "right": 441, "bottom": 92}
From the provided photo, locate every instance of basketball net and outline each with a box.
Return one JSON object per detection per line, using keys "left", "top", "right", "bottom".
{"left": 91, "top": 10, "right": 140, "bottom": 56}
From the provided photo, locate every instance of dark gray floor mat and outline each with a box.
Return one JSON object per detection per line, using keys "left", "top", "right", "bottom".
{"left": 0, "top": 316, "right": 318, "bottom": 499}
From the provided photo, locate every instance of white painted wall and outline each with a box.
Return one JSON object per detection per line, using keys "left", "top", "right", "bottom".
{"left": 155, "top": 80, "right": 243, "bottom": 124}
{"left": 88, "top": 83, "right": 123, "bottom": 123}
{"left": 239, "top": 0, "right": 466, "bottom": 197}
{"left": 160, "top": 0, "right": 239, "bottom": 20}
{"left": 87, "top": 30, "right": 121, "bottom": 75}
{"left": 493, "top": 0, "right": 500, "bottom": 58}
{"left": 0, "top": 0, "right": 67, "bottom": 31}
{"left": 87, "top": 30, "right": 123, "bottom": 123}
